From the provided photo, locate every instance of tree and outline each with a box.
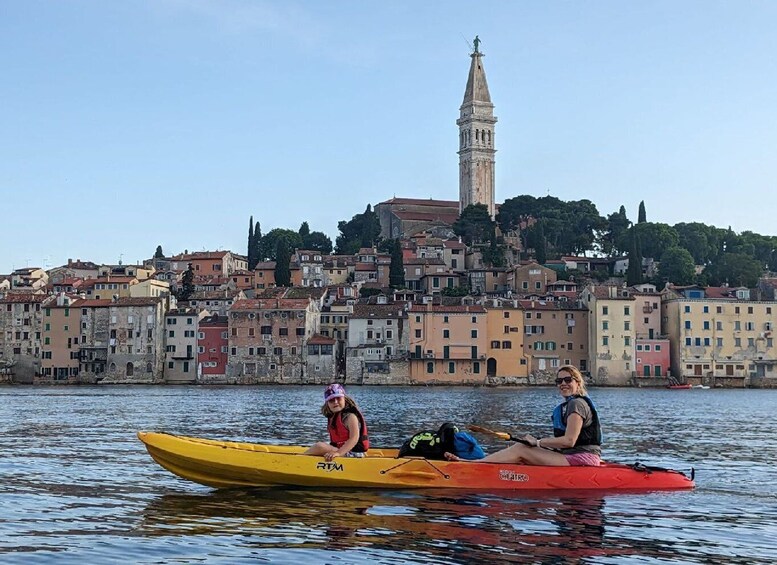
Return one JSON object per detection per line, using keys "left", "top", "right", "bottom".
{"left": 389, "top": 239, "right": 405, "bottom": 288}
{"left": 638, "top": 200, "right": 647, "bottom": 224}
{"left": 441, "top": 284, "right": 470, "bottom": 297}
{"left": 531, "top": 220, "right": 547, "bottom": 264}
{"left": 335, "top": 205, "right": 381, "bottom": 254}
{"left": 453, "top": 204, "right": 494, "bottom": 245}
{"left": 252, "top": 221, "right": 262, "bottom": 264}
{"left": 303, "top": 231, "right": 333, "bottom": 254}
{"left": 298, "top": 221, "right": 310, "bottom": 239}
{"left": 705, "top": 253, "right": 764, "bottom": 288}
{"left": 600, "top": 206, "right": 631, "bottom": 256}
{"left": 626, "top": 228, "right": 643, "bottom": 286}
{"left": 656, "top": 247, "right": 695, "bottom": 286}
{"left": 154, "top": 245, "right": 164, "bottom": 259}
{"left": 274, "top": 239, "right": 292, "bottom": 287}
{"left": 247, "top": 216, "right": 255, "bottom": 270}
{"left": 633, "top": 222, "right": 679, "bottom": 260}
{"left": 260, "top": 228, "right": 302, "bottom": 262}
{"left": 674, "top": 222, "right": 718, "bottom": 265}
{"left": 178, "top": 263, "right": 195, "bottom": 301}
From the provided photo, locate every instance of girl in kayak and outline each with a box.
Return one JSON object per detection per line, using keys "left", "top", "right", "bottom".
{"left": 303, "top": 383, "right": 370, "bottom": 461}
{"left": 446, "top": 366, "right": 601, "bottom": 466}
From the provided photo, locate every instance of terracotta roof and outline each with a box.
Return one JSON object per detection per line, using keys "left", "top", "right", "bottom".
{"left": 355, "top": 263, "right": 376, "bottom": 272}
{"left": 75, "top": 299, "right": 113, "bottom": 307}
{"left": 0, "top": 293, "right": 48, "bottom": 304}
{"left": 404, "top": 258, "right": 446, "bottom": 266}
{"left": 254, "top": 262, "right": 276, "bottom": 270}
{"left": 188, "top": 290, "right": 241, "bottom": 300}
{"left": 588, "top": 286, "right": 636, "bottom": 301}
{"left": 112, "top": 297, "right": 165, "bottom": 306}
{"left": 172, "top": 251, "right": 229, "bottom": 260}
{"left": 200, "top": 314, "right": 228, "bottom": 327}
{"left": 379, "top": 197, "right": 458, "bottom": 208}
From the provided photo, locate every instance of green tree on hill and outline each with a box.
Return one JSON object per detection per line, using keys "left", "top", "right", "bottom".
{"left": 656, "top": 247, "right": 695, "bottom": 286}
{"left": 335, "top": 205, "right": 381, "bottom": 254}
{"left": 638, "top": 200, "right": 647, "bottom": 223}
{"left": 274, "top": 239, "right": 292, "bottom": 287}
{"left": 389, "top": 239, "right": 405, "bottom": 288}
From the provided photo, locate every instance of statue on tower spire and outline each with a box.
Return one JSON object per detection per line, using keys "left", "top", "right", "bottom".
{"left": 473, "top": 35, "right": 481, "bottom": 54}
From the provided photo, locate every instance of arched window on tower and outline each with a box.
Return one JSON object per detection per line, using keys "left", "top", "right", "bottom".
{"left": 487, "top": 130, "right": 491, "bottom": 145}
{"left": 475, "top": 129, "right": 479, "bottom": 142}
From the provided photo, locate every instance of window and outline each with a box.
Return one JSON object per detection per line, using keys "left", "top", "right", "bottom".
{"left": 448, "top": 361, "right": 455, "bottom": 374}
{"left": 471, "top": 316, "right": 477, "bottom": 323}
{"left": 745, "top": 322, "right": 754, "bottom": 331}
{"left": 637, "top": 344, "right": 643, "bottom": 351}
{"left": 685, "top": 321, "right": 691, "bottom": 330}
{"left": 624, "top": 307, "right": 630, "bottom": 316}
{"left": 645, "top": 344, "right": 651, "bottom": 351}
{"left": 602, "top": 336, "right": 609, "bottom": 346}
{"left": 704, "top": 338, "right": 710, "bottom": 346}
{"left": 471, "top": 330, "right": 478, "bottom": 338}
{"left": 703, "top": 306, "right": 709, "bottom": 313}
{"left": 602, "top": 306, "right": 608, "bottom": 315}
{"left": 734, "top": 321, "right": 741, "bottom": 331}
{"left": 624, "top": 336, "right": 631, "bottom": 346}
{"left": 471, "top": 346, "right": 478, "bottom": 359}
{"left": 473, "top": 362, "right": 480, "bottom": 374}
{"left": 415, "top": 329, "right": 422, "bottom": 338}
{"left": 491, "top": 341, "right": 500, "bottom": 349}
{"left": 716, "top": 321, "right": 723, "bottom": 331}
{"left": 427, "top": 362, "right": 434, "bottom": 373}
{"left": 734, "top": 337, "right": 741, "bottom": 347}
{"left": 624, "top": 321, "right": 630, "bottom": 331}
{"left": 685, "top": 337, "right": 692, "bottom": 346}
{"left": 748, "top": 306, "right": 753, "bottom": 314}
{"left": 717, "top": 306, "right": 723, "bottom": 314}
{"left": 443, "top": 346, "right": 450, "bottom": 359}
{"left": 502, "top": 341, "right": 512, "bottom": 349}
{"left": 279, "top": 328, "right": 288, "bottom": 336}
{"left": 602, "top": 321, "right": 609, "bottom": 330}
{"left": 443, "top": 315, "right": 449, "bottom": 324}
{"left": 684, "top": 305, "right": 691, "bottom": 313}
{"left": 716, "top": 338, "right": 723, "bottom": 347}
{"left": 443, "top": 329, "right": 450, "bottom": 339}
{"left": 703, "top": 321, "right": 710, "bottom": 330}
{"left": 503, "top": 311, "right": 510, "bottom": 318}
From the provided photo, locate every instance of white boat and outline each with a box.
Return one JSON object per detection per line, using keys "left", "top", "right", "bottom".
{"left": 692, "top": 385, "right": 710, "bottom": 389}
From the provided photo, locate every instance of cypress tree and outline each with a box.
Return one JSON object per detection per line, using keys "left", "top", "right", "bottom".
{"left": 389, "top": 239, "right": 405, "bottom": 288}
{"left": 275, "top": 239, "right": 291, "bottom": 287}
{"left": 626, "top": 229, "right": 643, "bottom": 286}
{"left": 638, "top": 201, "right": 647, "bottom": 224}
{"left": 253, "top": 221, "right": 262, "bottom": 264}
{"left": 247, "top": 216, "right": 255, "bottom": 270}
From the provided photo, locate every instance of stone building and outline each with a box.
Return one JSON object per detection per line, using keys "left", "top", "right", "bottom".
{"left": 102, "top": 297, "right": 167, "bottom": 383}
{"left": 227, "top": 297, "right": 320, "bottom": 383}
{"left": 0, "top": 292, "right": 45, "bottom": 382}
{"left": 164, "top": 308, "right": 204, "bottom": 384}
{"left": 346, "top": 302, "right": 408, "bottom": 383}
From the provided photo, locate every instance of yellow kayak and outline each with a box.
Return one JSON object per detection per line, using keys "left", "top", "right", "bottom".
{"left": 137, "top": 431, "right": 695, "bottom": 491}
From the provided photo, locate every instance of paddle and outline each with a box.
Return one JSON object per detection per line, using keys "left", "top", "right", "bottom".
{"left": 467, "top": 425, "right": 532, "bottom": 446}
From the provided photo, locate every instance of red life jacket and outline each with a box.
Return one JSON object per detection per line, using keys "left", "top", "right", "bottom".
{"left": 328, "top": 407, "right": 369, "bottom": 453}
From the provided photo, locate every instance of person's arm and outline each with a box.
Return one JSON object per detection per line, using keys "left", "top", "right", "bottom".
{"left": 324, "top": 413, "right": 360, "bottom": 460}
{"left": 530, "top": 403, "right": 587, "bottom": 449}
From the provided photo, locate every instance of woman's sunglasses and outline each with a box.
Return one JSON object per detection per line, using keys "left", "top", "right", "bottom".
{"left": 555, "top": 376, "right": 575, "bottom": 385}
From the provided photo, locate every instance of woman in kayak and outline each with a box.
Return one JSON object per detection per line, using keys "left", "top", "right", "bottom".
{"left": 303, "top": 383, "right": 370, "bottom": 460}
{"left": 446, "top": 366, "right": 601, "bottom": 466}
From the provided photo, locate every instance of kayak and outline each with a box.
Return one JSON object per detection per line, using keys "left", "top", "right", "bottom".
{"left": 137, "top": 431, "right": 695, "bottom": 491}
{"left": 667, "top": 384, "right": 692, "bottom": 389}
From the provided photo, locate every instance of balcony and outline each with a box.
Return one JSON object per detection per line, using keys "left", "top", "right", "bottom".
{"left": 643, "top": 306, "right": 654, "bottom": 314}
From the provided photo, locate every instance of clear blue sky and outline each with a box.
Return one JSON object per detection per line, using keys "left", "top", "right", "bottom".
{"left": 2, "top": 1, "right": 776, "bottom": 273}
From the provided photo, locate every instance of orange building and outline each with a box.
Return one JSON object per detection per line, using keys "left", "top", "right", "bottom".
{"left": 408, "top": 303, "right": 487, "bottom": 383}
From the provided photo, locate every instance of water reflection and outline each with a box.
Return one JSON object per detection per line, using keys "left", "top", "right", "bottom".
{"left": 139, "top": 488, "right": 634, "bottom": 563}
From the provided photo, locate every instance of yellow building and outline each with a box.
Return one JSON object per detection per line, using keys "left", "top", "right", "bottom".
{"left": 661, "top": 285, "right": 777, "bottom": 387}
{"left": 484, "top": 300, "right": 529, "bottom": 380}
{"left": 581, "top": 285, "right": 637, "bottom": 385}
{"left": 129, "top": 278, "right": 171, "bottom": 299}
{"left": 408, "top": 303, "right": 487, "bottom": 383}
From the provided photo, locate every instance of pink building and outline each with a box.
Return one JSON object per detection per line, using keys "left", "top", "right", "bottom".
{"left": 635, "top": 338, "right": 671, "bottom": 377}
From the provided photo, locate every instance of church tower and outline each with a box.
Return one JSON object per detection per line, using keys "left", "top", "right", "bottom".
{"left": 457, "top": 37, "right": 497, "bottom": 217}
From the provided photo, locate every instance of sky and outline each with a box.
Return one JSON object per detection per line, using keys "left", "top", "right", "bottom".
{"left": 2, "top": 1, "right": 777, "bottom": 273}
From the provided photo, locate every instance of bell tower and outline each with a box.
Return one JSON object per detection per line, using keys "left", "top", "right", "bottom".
{"left": 457, "top": 36, "right": 497, "bottom": 217}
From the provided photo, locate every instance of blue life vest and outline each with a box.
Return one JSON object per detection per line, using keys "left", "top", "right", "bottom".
{"left": 551, "top": 395, "right": 602, "bottom": 447}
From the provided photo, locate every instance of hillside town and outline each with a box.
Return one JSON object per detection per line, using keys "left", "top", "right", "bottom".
{"left": 2, "top": 40, "right": 775, "bottom": 389}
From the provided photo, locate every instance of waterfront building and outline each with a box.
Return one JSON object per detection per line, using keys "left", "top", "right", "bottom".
{"left": 408, "top": 303, "right": 487, "bottom": 383}
{"left": 484, "top": 299, "right": 529, "bottom": 381}
{"left": 40, "top": 293, "right": 81, "bottom": 381}
{"left": 519, "top": 299, "right": 589, "bottom": 379}
{"left": 346, "top": 302, "right": 408, "bottom": 382}
{"left": 101, "top": 296, "right": 167, "bottom": 383}
{"left": 631, "top": 283, "right": 670, "bottom": 379}
{"left": 457, "top": 40, "right": 497, "bottom": 216}
{"left": 227, "top": 297, "right": 320, "bottom": 383}
{"left": 581, "top": 285, "right": 637, "bottom": 385}
{"left": 661, "top": 285, "right": 777, "bottom": 387}
{"left": 76, "top": 298, "right": 112, "bottom": 382}
{"left": 0, "top": 292, "right": 46, "bottom": 382}
{"left": 164, "top": 308, "right": 205, "bottom": 384}
{"left": 320, "top": 298, "right": 352, "bottom": 374}
{"left": 305, "top": 334, "right": 337, "bottom": 382}
{"left": 197, "top": 313, "right": 228, "bottom": 381}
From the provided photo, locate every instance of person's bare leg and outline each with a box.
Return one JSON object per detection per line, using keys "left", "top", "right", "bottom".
{"left": 303, "top": 442, "right": 337, "bottom": 456}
